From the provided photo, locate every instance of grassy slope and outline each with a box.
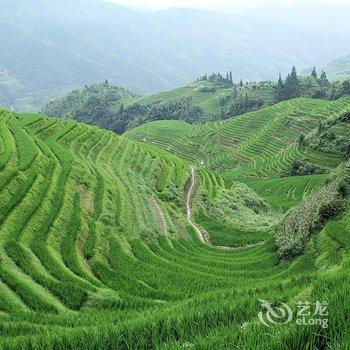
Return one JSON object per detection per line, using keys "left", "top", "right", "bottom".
{"left": 1, "top": 103, "right": 350, "bottom": 348}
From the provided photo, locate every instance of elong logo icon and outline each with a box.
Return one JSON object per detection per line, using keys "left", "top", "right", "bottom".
{"left": 258, "top": 300, "right": 293, "bottom": 327}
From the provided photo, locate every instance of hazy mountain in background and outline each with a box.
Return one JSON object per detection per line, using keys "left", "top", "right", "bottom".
{"left": 322, "top": 55, "right": 350, "bottom": 81}
{"left": 244, "top": 0, "right": 350, "bottom": 35}
{"left": 0, "top": 0, "right": 350, "bottom": 111}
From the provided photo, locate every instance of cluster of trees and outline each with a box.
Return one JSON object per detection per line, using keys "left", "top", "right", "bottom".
{"left": 118, "top": 97, "right": 204, "bottom": 132}
{"left": 217, "top": 81, "right": 275, "bottom": 119}
{"left": 276, "top": 66, "right": 300, "bottom": 101}
{"left": 282, "top": 160, "right": 326, "bottom": 177}
{"left": 41, "top": 81, "right": 136, "bottom": 132}
{"left": 220, "top": 92, "right": 264, "bottom": 117}
{"left": 276, "top": 66, "right": 350, "bottom": 101}
{"left": 198, "top": 72, "right": 239, "bottom": 88}
{"left": 328, "top": 80, "right": 350, "bottom": 100}
{"left": 217, "top": 66, "right": 350, "bottom": 120}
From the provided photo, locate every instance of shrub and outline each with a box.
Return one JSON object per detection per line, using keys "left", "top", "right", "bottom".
{"left": 196, "top": 86, "right": 216, "bottom": 93}
{"left": 282, "top": 160, "right": 326, "bottom": 177}
{"left": 276, "top": 162, "right": 350, "bottom": 259}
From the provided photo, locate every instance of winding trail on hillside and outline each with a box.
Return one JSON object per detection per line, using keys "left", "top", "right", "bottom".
{"left": 185, "top": 167, "right": 265, "bottom": 250}
{"left": 185, "top": 167, "right": 206, "bottom": 244}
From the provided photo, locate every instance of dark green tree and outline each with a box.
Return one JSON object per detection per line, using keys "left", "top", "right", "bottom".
{"left": 342, "top": 80, "right": 350, "bottom": 95}
{"left": 276, "top": 73, "right": 284, "bottom": 101}
{"left": 311, "top": 67, "right": 318, "bottom": 80}
{"left": 118, "top": 103, "right": 124, "bottom": 116}
{"left": 283, "top": 74, "right": 294, "bottom": 99}
{"left": 290, "top": 66, "right": 299, "bottom": 96}
{"left": 319, "top": 71, "right": 329, "bottom": 86}
{"left": 298, "top": 134, "right": 306, "bottom": 147}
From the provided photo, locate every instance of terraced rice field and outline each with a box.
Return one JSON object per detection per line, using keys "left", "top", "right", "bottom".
{"left": 127, "top": 97, "right": 349, "bottom": 213}
{"left": 243, "top": 174, "right": 326, "bottom": 212}
{"left": 127, "top": 97, "right": 349, "bottom": 179}
{"left": 1, "top": 103, "right": 350, "bottom": 349}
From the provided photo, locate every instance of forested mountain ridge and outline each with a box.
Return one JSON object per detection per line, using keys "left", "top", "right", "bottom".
{"left": 41, "top": 82, "right": 138, "bottom": 133}
{"left": 1, "top": 0, "right": 350, "bottom": 111}
{"left": 42, "top": 68, "right": 350, "bottom": 134}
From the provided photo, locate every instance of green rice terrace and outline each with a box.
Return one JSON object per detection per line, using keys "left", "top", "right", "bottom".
{"left": 0, "top": 94, "right": 350, "bottom": 349}
{"left": 127, "top": 97, "right": 350, "bottom": 209}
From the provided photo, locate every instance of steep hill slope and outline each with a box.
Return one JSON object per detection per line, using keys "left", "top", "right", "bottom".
{"left": 1, "top": 108, "right": 350, "bottom": 348}
{"left": 2, "top": 0, "right": 350, "bottom": 111}
{"left": 7, "top": 96, "right": 350, "bottom": 350}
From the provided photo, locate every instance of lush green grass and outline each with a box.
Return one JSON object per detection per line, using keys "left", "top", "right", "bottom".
{"left": 1, "top": 104, "right": 350, "bottom": 349}
{"left": 243, "top": 174, "right": 326, "bottom": 212}
{"left": 195, "top": 211, "right": 267, "bottom": 247}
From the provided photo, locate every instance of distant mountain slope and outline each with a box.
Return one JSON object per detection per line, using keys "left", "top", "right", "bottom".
{"left": 0, "top": 70, "right": 51, "bottom": 111}
{"left": 245, "top": 0, "right": 350, "bottom": 34}
{"left": 42, "top": 70, "right": 350, "bottom": 134}
{"left": 323, "top": 55, "right": 350, "bottom": 81}
{"left": 1, "top": 0, "right": 350, "bottom": 111}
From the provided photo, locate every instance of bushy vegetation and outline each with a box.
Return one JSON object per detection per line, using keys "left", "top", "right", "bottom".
{"left": 276, "top": 162, "right": 350, "bottom": 258}
{"left": 219, "top": 67, "right": 350, "bottom": 119}
{"left": 302, "top": 110, "right": 350, "bottom": 157}
{"left": 282, "top": 160, "right": 326, "bottom": 177}
{"left": 122, "top": 96, "right": 205, "bottom": 131}
{"left": 41, "top": 82, "right": 137, "bottom": 133}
